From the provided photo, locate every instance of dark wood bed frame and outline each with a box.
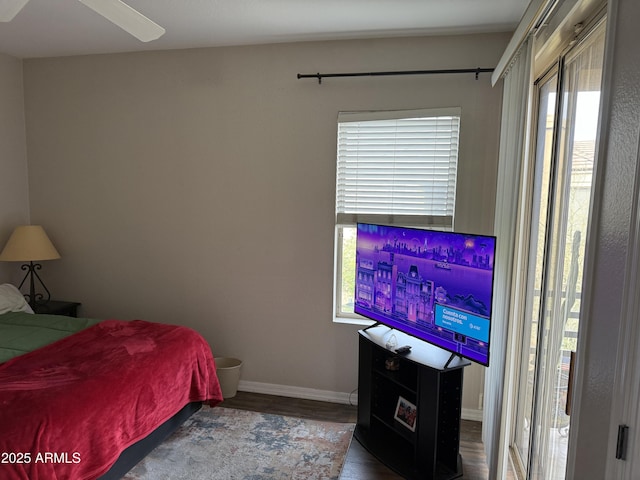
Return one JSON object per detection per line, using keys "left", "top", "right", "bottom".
{"left": 98, "top": 401, "right": 203, "bottom": 480}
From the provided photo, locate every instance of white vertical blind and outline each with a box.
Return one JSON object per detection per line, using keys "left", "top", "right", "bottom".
{"left": 336, "top": 108, "right": 460, "bottom": 227}
{"left": 483, "top": 38, "right": 532, "bottom": 480}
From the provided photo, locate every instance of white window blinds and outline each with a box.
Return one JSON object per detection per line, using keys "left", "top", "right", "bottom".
{"left": 336, "top": 108, "right": 460, "bottom": 228}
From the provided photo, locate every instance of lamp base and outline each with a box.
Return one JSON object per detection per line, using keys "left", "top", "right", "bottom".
{"left": 17, "top": 261, "right": 52, "bottom": 308}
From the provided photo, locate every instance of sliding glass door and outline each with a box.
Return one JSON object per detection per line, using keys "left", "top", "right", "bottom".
{"left": 513, "top": 20, "right": 606, "bottom": 480}
{"left": 513, "top": 69, "right": 558, "bottom": 473}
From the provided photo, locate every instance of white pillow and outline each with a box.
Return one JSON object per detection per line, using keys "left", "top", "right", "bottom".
{"left": 0, "top": 283, "right": 34, "bottom": 314}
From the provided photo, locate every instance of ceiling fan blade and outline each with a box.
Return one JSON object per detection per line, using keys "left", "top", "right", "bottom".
{"left": 78, "top": 0, "right": 165, "bottom": 42}
{"left": 0, "top": 0, "right": 29, "bottom": 22}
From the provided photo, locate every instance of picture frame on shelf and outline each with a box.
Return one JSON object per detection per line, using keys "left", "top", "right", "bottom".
{"left": 394, "top": 396, "right": 417, "bottom": 432}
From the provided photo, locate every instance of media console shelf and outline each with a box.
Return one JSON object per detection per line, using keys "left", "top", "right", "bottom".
{"left": 355, "top": 326, "right": 470, "bottom": 480}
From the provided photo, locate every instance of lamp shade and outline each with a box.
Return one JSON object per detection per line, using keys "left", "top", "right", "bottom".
{"left": 0, "top": 225, "right": 61, "bottom": 262}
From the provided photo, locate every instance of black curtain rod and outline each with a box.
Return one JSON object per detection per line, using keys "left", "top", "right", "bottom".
{"left": 297, "top": 67, "right": 494, "bottom": 84}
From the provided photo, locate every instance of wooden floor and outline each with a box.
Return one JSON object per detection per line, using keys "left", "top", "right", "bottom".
{"left": 220, "top": 391, "right": 511, "bottom": 480}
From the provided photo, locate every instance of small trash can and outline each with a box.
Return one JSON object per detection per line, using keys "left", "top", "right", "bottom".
{"left": 215, "top": 357, "right": 243, "bottom": 399}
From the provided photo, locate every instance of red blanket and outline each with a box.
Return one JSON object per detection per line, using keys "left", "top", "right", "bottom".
{"left": 0, "top": 319, "right": 223, "bottom": 480}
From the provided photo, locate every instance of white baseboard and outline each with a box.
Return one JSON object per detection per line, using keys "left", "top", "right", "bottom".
{"left": 238, "top": 380, "right": 358, "bottom": 406}
{"left": 461, "top": 408, "right": 484, "bottom": 422}
{"left": 238, "top": 380, "right": 484, "bottom": 422}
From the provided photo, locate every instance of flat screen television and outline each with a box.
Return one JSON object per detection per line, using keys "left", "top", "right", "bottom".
{"left": 354, "top": 223, "right": 496, "bottom": 366}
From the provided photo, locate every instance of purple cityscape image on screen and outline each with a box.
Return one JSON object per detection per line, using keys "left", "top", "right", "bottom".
{"left": 355, "top": 223, "right": 496, "bottom": 366}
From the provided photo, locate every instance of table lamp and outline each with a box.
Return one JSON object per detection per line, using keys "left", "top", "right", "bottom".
{"left": 0, "top": 225, "right": 61, "bottom": 307}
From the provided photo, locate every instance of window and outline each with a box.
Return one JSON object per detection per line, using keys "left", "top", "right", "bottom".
{"left": 333, "top": 108, "right": 461, "bottom": 321}
{"left": 512, "top": 21, "right": 605, "bottom": 479}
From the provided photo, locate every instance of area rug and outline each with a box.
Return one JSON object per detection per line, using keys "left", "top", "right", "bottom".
{"left": 122, "top": 406, "right": 355, "bottom": 480}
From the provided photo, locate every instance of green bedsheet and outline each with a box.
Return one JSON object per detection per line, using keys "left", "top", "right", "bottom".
{"left": 0, "top": 311, "right": 101, "bottom": 364}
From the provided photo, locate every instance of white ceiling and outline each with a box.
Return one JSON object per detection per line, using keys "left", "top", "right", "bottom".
{"left": 0, "top": 0, "right": 528, "bottom": 59}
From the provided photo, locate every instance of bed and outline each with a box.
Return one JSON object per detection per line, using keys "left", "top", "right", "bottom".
{"left": 0, "top": 284, "right": 224, "bottom": 480}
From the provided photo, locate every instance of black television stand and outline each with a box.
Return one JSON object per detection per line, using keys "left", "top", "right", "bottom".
{"left": 355, "top": 326, "right": 470, "bottom": 480}
{"left": 443, "top": 352, "right": 464, "bottom": 370}
{"left": 362, "top": 321, "right": 383, "bottom": 332}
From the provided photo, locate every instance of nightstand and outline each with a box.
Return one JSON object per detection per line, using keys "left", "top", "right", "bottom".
{"left": 33, "top": 301, "right": 81, "bottom": 317}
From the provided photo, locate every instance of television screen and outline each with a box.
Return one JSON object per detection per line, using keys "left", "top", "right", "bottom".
{"left": 354, "top": 223, "right": 496, "bottom": 366}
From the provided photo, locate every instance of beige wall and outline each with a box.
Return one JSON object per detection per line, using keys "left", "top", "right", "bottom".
{"left": 0, "top": 52, "right": 30, "bottom": 283}
{"left": 22, "top": 33, "right": 508, "bottom": 408}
